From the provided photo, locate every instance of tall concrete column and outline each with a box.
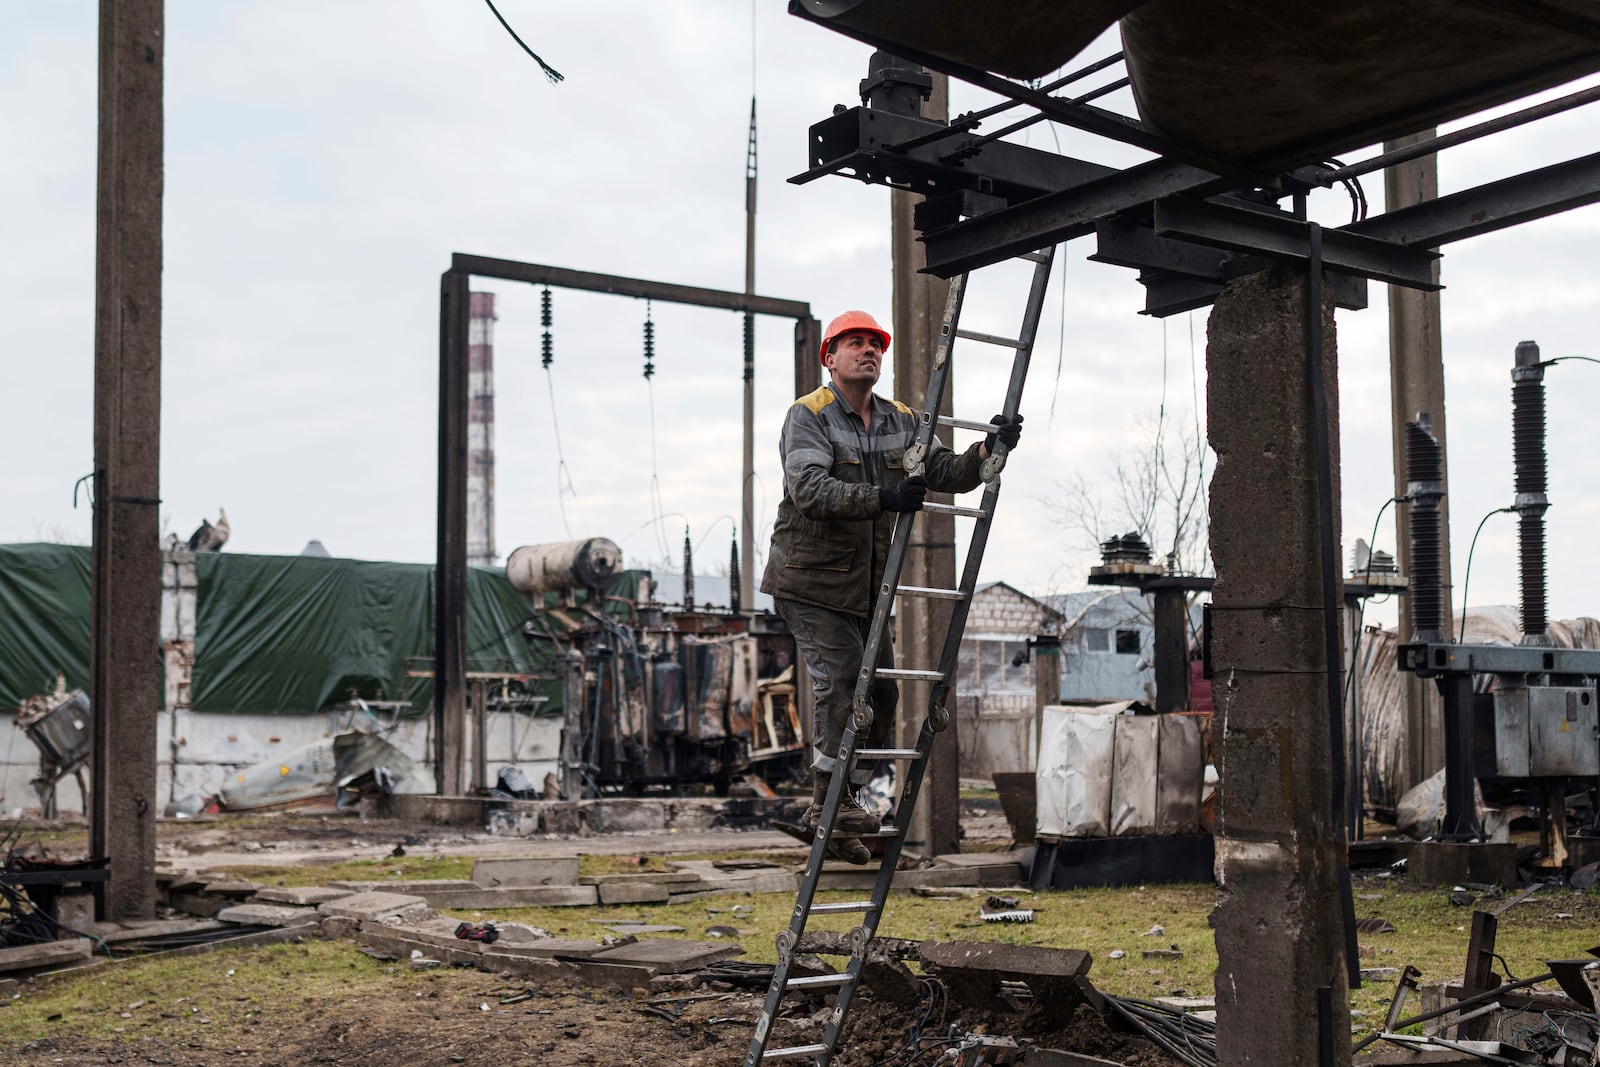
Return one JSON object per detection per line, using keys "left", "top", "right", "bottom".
{"left": 435, "top": 269, "right": 471, "bottom": 796}
{"left": 892, "top": 73, "right": 960, "bottom": 858}
{"left": 90, "top": 0, "right": 164, "bottom": 922}
{"left": 1208, "top": 271, "right": 1351, "bottom": 1064}
{"left": 1385, "top": 133, "right": 1450, "bottom": 799}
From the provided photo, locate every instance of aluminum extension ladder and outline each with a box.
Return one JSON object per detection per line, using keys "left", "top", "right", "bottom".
{"left": 743, "top": 246, "right": 1058, "bottom": 1066}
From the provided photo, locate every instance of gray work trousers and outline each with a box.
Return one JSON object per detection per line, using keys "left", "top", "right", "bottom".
{"left": 775, "top": 597, "right": 898, "bottom": 786}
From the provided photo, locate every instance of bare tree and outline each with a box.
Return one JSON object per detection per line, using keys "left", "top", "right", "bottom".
{"left": 1045, "top": 410, "right": 1212, "bottom": 577}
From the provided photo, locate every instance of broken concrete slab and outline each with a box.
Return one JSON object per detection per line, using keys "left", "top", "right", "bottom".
{"left": 598, "top": 924, "right": 686, "bottom": 935}
{"left": 584, "top": 939, "right": 743, "bottom": 974}
{"left": 919, "top": 941, "right": 1099, "bottom": 1018}
{"left": 537, "top": 802, "right": 586, "bottom": 836}
{"left": 579, "top": 871, "right": 702, "bottom": 886}
{"left": 0, "top": 939, "right": 93, "bottom": 976}
{"left": 328, "top": 879, "right": 479, "bottom": 894}
{"left": 215, "top": 904, "right": 321, "bottom": 929}
{"left": 472, "top": 856, "right": 580, "bottom": 888}
{"left": 479, "top": 949, "right": 570, "bottom": 979}
{"left": 199, "top": 878, "right": 263, "bottom": 897}
{"left": 817, "top": 862, "right": 1023, "bottom": 891}
{"left": 358, "top": 926, "right": 483, "bottom": 968}
{"left": 318, "top": 891, "right": 433, "bottom": 924}
{"left": 252, "top": 886, "right": 355, "bottom": 906}
{"left": 502, "top": 938, "right": 614, "bottom": 959}
{"left": 597, "top": 882, "right": 671, "bottom": 905}
{"left": 95, "top": 918, "right": 230, "bottom": 946}
{"left": 416, "top": 885, "right": 599, "bottom": 909}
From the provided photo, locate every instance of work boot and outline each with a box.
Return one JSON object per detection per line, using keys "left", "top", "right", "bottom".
{"left": 801, "top": 772, "right": 881, "bottom": 836}
{"left": 825, "top": 836, "right": 871, "bottom": 865}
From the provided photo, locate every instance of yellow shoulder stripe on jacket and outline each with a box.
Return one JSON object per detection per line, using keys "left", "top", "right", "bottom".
{"left": 796, "top": 386, "right": 836, "bottom": 414}
{"left": 891, "top": 399, "right": 914, "bottom": 415}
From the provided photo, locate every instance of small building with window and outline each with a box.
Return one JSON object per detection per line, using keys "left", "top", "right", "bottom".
{"left": 957, "top": 583, "right": 1195, "bottom": 774}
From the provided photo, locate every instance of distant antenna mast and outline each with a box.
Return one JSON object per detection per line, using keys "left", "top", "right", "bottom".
{"left": 741, "top": 94, "right": 758, "bottom": 622}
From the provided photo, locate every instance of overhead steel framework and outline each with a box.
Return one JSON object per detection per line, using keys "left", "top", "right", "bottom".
{"left": 433, "top": 255, "right": 819, "bottom": 795}
{"left": 785, "top": 4, "right": 1600, "bottom": 1063}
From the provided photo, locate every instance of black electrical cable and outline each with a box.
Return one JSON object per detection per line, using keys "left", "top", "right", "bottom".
{"left": 1542, "top": 355, "right": 1600, "bottom": 368}
{"left": 1458, "top": 506, "right": 1518, "bottom": 644}
{"left": 483, "top": 0, "right": 564, "bottom": 84}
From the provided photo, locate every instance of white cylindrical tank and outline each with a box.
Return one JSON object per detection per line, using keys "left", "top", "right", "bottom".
{"left": 505, "top": 538, "right": 623, "bottom": 595}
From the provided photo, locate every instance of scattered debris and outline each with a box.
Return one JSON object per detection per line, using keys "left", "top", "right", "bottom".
{"left": 1139, "top": 923, "right": 1166, "bottom": 937}
{"left": 454, "top": 921, "right": 499, "bottom": 944}
{"left": 705, "top": 925, "right": 740, "bottom": 939}
{"left": 1356, "top": 917, "right": 1397, "bottom": 934}
{"left": 1142, "top": 947, "right": 1183, "bottom": 961}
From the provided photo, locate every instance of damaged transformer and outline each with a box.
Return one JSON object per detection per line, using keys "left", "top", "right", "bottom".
{"left": 506, "top": 538, "right": 805, "bottom": 799}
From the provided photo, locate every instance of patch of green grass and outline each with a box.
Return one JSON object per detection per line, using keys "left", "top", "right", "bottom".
{"left": 205, "top": 854, "right": 475, "bottom": 886}
{"left": 0, "top": 940, "right": 398, "bottom": 1045}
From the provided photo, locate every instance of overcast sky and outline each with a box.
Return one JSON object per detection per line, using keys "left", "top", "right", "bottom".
{"left": 6, "top": 3, "right": 1600, "bottom": 626}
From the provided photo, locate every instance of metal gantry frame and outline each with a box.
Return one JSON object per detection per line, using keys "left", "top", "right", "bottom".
{"left": 433, "top": 254, "right": 821, "bottom": 795}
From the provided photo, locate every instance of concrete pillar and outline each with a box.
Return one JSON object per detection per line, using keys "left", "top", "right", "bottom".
{"left": 435, "top": 269, "right": 470, "bottom": 796}
{"left": 892, "top": 73, "right": 960, "bottom": 858}
{"left": 1151, "top": 588, "right": 1191, "bottom": 713}
{"left": 1207, "top": 270, "right": 1351, "bottom": 1065}
{"left": 89, "top": 0, "right": 164, "bottom": 923}
{"left": 1385, "top": 133, "right": 1450, "bottom": 799}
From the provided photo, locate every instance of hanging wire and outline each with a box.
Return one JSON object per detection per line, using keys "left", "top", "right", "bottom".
{"left": 543, "top": 366, "right": 580, "bottom": 539}
{"left": 1459, "top": 506, "right": 1518, "bottom": 643}
{"left": 483, "top": 0, "right": 565, "bottom": 84}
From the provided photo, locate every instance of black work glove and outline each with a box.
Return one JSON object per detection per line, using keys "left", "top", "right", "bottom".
{"left": 985, "top": 413, "right": 1024, "bottom": 454}
{"left": 879, "top": 475, "right": 927, "bottom": 513}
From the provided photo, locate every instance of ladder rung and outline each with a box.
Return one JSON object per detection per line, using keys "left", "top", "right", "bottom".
{"left": 875, "top": 668, "right": 944, "bottom": 681}
{"left": 811, "top": 900, "right": 876, "bottom": 914}
{"left": 853, "top": 748, "right": 922, "bottom": 760}
{"left": 937, "top": 414, "right": 998, "bottom": 433}
{"left": 954, "top": 328, "right": 1025, "bottom": 349}
{"left": 1018, "top": 250, "right": 1052, "bottom": 264}
{"left": 786, "top": 973, "right": 855, "bottom": 989}
{"left": 921, "top": 501, "right": 988, "bottom": 519}
{"left": 856, "top": 826, "right": 903, "bottom": 839}
{"left": 764, "top": 1044, "right": 831, "bottom": 1061}
{"left": 897, "top": 585, "right": 965, "bottom": 600}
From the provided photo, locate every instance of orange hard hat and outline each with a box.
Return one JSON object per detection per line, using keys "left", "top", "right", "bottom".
{"left": 819, "top": 311, "right": 891, "bottom": 365}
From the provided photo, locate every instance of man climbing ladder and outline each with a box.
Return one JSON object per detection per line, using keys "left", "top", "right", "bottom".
{"left": 747, "top": 248, "right": 1056, "bottom": 1065}
{"left": 760, "top": 309, "right": 1023, "bottom": 863}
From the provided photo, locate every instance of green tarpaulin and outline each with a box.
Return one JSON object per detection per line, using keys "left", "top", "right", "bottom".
{"left": 0, "top": 544, "right": 92, "bottom": 707}
{"left": 1, "top": 543, "right": 637, "bottom": 716}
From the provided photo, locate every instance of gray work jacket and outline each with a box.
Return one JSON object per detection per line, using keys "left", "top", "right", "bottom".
{"left": 759, "top": 383, "right": 985, "bottom": 617}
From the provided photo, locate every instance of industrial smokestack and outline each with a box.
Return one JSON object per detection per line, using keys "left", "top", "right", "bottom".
{"left": 1405, "top": 414, "right": 1446, "bottom": 642}
{"left": 1512, "top": 340, "right": 1550, "bottom": 644}
{"left": 467, "top": 292, "right": 497, "bottom": 567}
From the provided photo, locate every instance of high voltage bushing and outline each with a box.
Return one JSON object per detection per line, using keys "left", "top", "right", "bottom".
{"left": 1405, "top": 414, "right": 1446, "bottom": 642}
{"left": 743, "top": 313, "right": 754, "bottom": 383}
{"left": 1512, "top": 340, "right": 1550, "bottom": 643}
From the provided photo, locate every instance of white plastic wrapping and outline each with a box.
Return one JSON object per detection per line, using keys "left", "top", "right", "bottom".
{"left": 1111, "top": 714, "right": 1159, "bottom": 836}
{"left": 1035, "top": 704, "right": 1116, "bottom": 838}
{"left": 1155, "top": 714, "right": 1204, "bottom": 833}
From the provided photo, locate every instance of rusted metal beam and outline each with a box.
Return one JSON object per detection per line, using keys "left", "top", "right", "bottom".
{"left": 89, "top": 0, "right": 164, "bottom": 924}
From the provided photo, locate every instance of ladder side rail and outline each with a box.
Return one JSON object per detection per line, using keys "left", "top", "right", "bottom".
{"left": 848, "top": 274, "right": 968, "bottom": 717}
{"left": 813, "top": 717, "right": 938, "bottom": 1064}
{"left": 743, "top": 719, "right": 866, "bottom": 1067}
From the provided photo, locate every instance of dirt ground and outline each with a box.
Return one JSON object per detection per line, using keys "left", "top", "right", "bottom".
{"left": 2, "top": 953, "right": 1182, "bottom": 1067}
{"left": 0, "top": 808, "right": 1189, "bottom": 1066}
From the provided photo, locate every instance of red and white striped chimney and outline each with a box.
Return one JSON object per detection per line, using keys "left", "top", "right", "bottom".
{"left": 467, "top": 292, "right": 497, "bottom": 567}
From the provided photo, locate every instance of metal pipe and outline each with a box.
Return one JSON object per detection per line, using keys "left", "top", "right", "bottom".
{"left": 1512, "top": 340, "right": 1550, "bottom": 644}
{"left": 1327, "top": 82, "right": 1600, "bottom": 182}
{"left": 1351, "top": 971, "right": 1556, "bottom": 1054}
{"left": 1405, "top": 415, "right": 1446, "bottom": 641}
